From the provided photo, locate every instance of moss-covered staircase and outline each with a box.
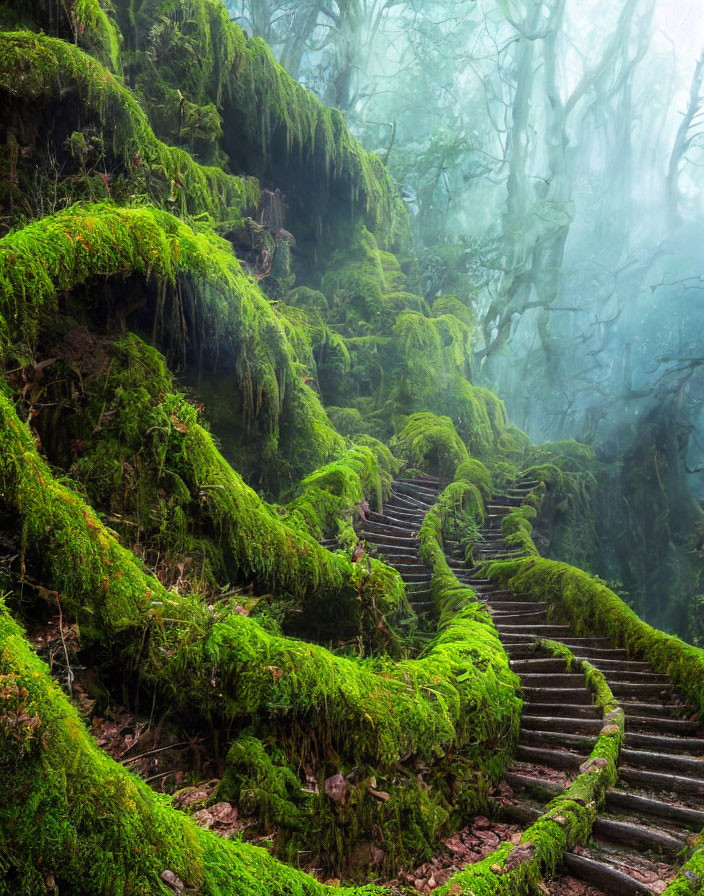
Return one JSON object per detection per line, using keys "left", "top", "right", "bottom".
{"left": 476, "top": 485, "right": 704, "bottom": 894}
{"left": 358, "top": 476, "right": 440, "bottom": 614}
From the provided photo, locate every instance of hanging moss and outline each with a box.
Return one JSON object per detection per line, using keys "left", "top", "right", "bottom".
{"left": 0, "top": 31, "right": 259, "bottom": 230}
{"left": 1, "top": 0, "right": 123, "bottom": 73}
{"left": 390, "top": 413, "right": 469, "bottom": 481}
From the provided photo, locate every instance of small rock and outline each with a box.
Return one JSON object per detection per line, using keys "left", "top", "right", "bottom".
{"left": 324, "top": 772, "right": 348, "bottom": 803}
{"left": 160, "top": 870, "right": 185, "bottom": 893}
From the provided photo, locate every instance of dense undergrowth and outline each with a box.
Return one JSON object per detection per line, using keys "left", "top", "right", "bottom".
{"left": 0, "top": 0, "right": 702, "bottom": 893}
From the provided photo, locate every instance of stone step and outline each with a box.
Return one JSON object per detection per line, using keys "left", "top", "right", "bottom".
{"left": 492, "top": 602, "right": 548, "bottom": 613}
{"left": 609, "top": 682, "right": 673, "bottom": 699}
{"left": 504, "top": 771, "right": 562, "bottom": 796}
{"left": 626, "top": 715, "right": 702, "bottom": 734}
{"left": 519, "top": 673, "right": 587, "bottom": 688}
{"left": 520, "top": 728, "right": 595, "bottom": 751}
{"left": 361, "top": 531, "right": 420, "bottom": 547}
{"left": 619, "top": 701, "right": 690, "bottom": 718}
{"left": 361, "top": 519, "right": 420, "bottom": 537}
{"left": 490, "top": 610, "right": 548, "bottom": 624}
{"left": 496, "top": 624, "right": 572, "bottom": 637}
{"left": 625, "top": 731, "right": 704, "bottom": 755}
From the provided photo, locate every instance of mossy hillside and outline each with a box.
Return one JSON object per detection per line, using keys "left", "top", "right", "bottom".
{"left": 0, "top": 603, "right": 384, "bottom": 896}
{"left": 0, "top": 395, "right": 523, "bottom": 873}
{"left": 0, "top": 202, "right": 348, "bottom": 484}
{"left": 0, "top": 0, "right": 123, "bottom": 73}
{"left": 489, "top": 558, "right": 704, "bottom": 718}
{"left": 104, "top": 0, "right": 409, "bottom": 248}
{"left": 0, "top": 32, "right": 259, "bottom": 234}
{"left": 28, "top": 332, "right": 404, "bottom": 634}
{"left": 439, "top": 640, "right": 624, "bottom": 896}
{"left": 0, "top": 385, "right": 523, "bottom": 783}
{"left": 1, "top": 348, "right": 412, "bottom": 651}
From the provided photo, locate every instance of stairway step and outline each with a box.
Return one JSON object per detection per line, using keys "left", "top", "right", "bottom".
{"left": 619, "top": 766, "right": 704, "bottom": 795}
{"left": 490, "top": 610, "right": 548, "bottom": 624}
{"left": 592, "top": 815, "right": 687, "bottom": 856}
{"left": 609, "top": 682, "right": 673, "bottom": 698}
{"left": 627, "top": 715, "right": 702, "bottom": 734}
{"left": 519, "top": 673, "right": 587, "bottom": 688}
{"left": 361, "top": 520, "right": 420, "bottom": 537}
{"left": 522, "top": 702, "right": 601, "bottom": 718}
{"left": 606, "top": 789, "right": 704, "bottom": 830}
{"left": 624, "top": 732, "right": 704, "bottom": 755}
{"left": 619, "top": 701, "right": 690, "bottom": 718}
{"left": 520, "top": 728, "right": 595, "bottom": 751}
{"left": 522, "top": 687, "right": 592, "bottom": 705}
{"left": 563, "top": 851, "right": 660, "bottom": 896}
{"left": 504, "top": 771, "right": 563, "bottom": 795}
{"left": 496, "top": 624, "right": 572, "bottom": 636}
{"left": 621, "top": 748, "right": 704, "bottom": 777}
{"left": 515, "top": 745, "right": 585, "bottom": 770}
{"left": 520, "top": 715, "right": 602, "bottom": 734}
{"left": 362, "top": 532, "right": 420, "bottom": 547}
{"left": 493, "top": 602, "right": 547, "bottom": 613}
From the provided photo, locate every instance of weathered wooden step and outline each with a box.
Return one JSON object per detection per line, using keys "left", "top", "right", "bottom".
{"left": 520, "top": 728, "right": 595, "bottom": 751}
{"left": 393, "top": 480, "right": 438, "bottom": 497}
{"left": 601, "top": 670, "right": 668, "bottom": 683}
{"left": 619, "top": 701, "right": 689, "bottom": 718}
{"left": 361, "top": 531, "right": 420, "bottom": 547}
{"left": 389, "top": 492, "right": 434, "bottom": 510}
{"left": 361, "top": 519, "right": 419, "bottom": 537}
{"left": 580, "top": 660, "right": 651, "bottom": 673}
{"left": 520, "top": 715, "right": 602, "bottom": 734}
{"left": 625, "top": 730, "right": 704, "bottom": 754}
{"left": 504, "top": 771, "right": 563, "bottom": 796}
{"left": 519, "top": 673, "right": 587, "bottom": 688}
{"left": 377, "top": 506, "right": 425, "bottom": 521}
{"left": 491, "top": 494, "right": 524, "bottom": 506}
{"left": 606, "top": 788, "right": 704, "bottom": 830}
{"left": 618, "top": 766, "right": 704, "bottom": 795}
{"left": 496, "top": 624, "right": 572, "bottom": 637}
{"left": 626, "top": 715, "right": 702, "bottom": 734}
{"left": 492, "top": 602, "right": 548, "bottom": 613}
{"left": 522, "top": 687, "right": 592, "bottom": 705}
{"left": 621, "top": 748, "right": 704, "bottom": 777}
{"left": 609, "top": 682, "right": 673, "bottom": 699}
{"left": 490, "top": 610, "right": 548, "bottom": 624}
{"left": 515, "top": 745, "right": 585, "bottom": 770}
{"left": 563, "top": 850, "right": 660, "bottom": 896}
{"left": 367, "top": 544, "right": 422, "bottom": 557}
{"left": 522, "top": 702, "right": 601, "bottom": 718}
{"left": 504, "top": 636, "right": 615, "bottom": 648}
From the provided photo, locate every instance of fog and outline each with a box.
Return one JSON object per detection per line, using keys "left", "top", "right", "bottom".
{"left": 228, "top": 0, "right": 704, "bottom": 635}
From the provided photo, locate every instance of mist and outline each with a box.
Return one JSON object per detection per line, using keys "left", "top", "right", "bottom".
{"left": 226, "top": 0, "right": 704, "bottom": 635}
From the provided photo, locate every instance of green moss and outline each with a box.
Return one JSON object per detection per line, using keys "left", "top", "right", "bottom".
{"left": 439, "top": 639, "right": 623, "bottom": 896}
{"left": 490, "top": 558, "right": 704, "bottom": 718}
{"left": 0, "top": 601, "right": 383, "bottom": 896}
{"left": 0, "top": 202, "right": 349, "bottom": 484}
{"left": 0, "top": 32, "right": 259, "bottom": 230}
{"left": 390, "top": 413, "right": 469, "bottom": 481}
